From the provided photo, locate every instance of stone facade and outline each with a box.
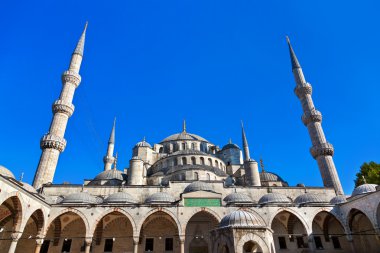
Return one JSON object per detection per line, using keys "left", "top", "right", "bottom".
{"left": 0, "top": 25, "right": 379, "bottom": 253}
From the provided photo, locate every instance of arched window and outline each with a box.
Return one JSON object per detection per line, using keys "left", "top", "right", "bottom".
{"left": 182, "top": 157, "right": 187, "bottom": 165}
{"left": 208, "top": 158, "right": 212, "bottom": 166}
{"left": 173, "top": 159, "right": 178, "bottom": 166}
{"left": 182, "top": 143, "right": 186, "bottom": 150}
{"left": 173, "top": 143, "right": 177, "bottom": 152}
{"left": 206, "top": 173, "right": 210, "bottom": 181}
{"left": 191, "top": 143, "right": 195, "bottom": 150}
{"left": 220, "top": 162, "right": 223, "bottom": 170}
{"left": 191, "top": 157, "right": 196, "bottom": 165}
{"left": 200, "top": 157, "right": 205, "bottom": 165}
{"left": 194, "top": 172, "right": 199, "bottom": 181}
{"left": 159, "top": 147, "right": 163, "bottom": 153}
{"left": 215, "top": 160, "right": 219, "bottom": 168}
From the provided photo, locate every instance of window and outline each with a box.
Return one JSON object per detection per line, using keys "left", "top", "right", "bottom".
{"left": 40, "top": 240, "right": 50, "bottom": 253}
{"left": 145, "top": 238, "right": 154, "bottom": 251}
{"left": 191, "top": 143, "right": 195, "bottom": 150}
{"left": 104, "top": 239, "right": 113, "bottom": 252}
{"left": 206, "top": 173, "right": 210, "bottom": 181}
{"left": 296, "top": 236, "right": 307, "bottom": 248}
{"left": 165, "top": 238, "right": 173, "bottom": 251}
{"left": 61, "top": 239, "right": 72, "bottom": 253}
{"left": 182, "top": 143, "right": 186, "bottom": 150}
{"left": 191, "top": 157, "right": 196, "bottom": 165}
{"left": 208, "top": 158, "right": 212, "bottom": 166}
{"left": 173, "top": 159, "right": 178, "bottom": 166}
{"left": 278, "top": 236, "right": 287, "bottom": 249}
{"left": 182, "top": 157, "right": 187, "bottom": 165}
{"left": 331, "top": 236, "right": 341, "bottom": 249}
{"left": 194, "top": 172, "right": 199, "bottom": 180}
{"left": 215, "top": 160, "right": 219, "bottom": 168}
{"left": 314, "top": 236, "right": 323, "bottom": 249}
{"left": 200, "top": 157, "right": 205, "bottom": 165}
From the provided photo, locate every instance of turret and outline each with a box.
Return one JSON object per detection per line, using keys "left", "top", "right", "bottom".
{"left": 33, "top": 23, "right": 88, "bottom": 189}
{"left": 103, "top": 118, "right": 116, "bottom": 171}
{"left": 128, "top": 156, "right": 145, "bottom": 185}
{"left": 241, "top": 122, "right": 261, "bottom": 186}
{"left": 287, "top": 37, "right": 344, "bottom": 195}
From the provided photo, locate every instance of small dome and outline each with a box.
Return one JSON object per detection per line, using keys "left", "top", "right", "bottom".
{"left": 0, "top": 165, "right": 15, "bottom": 179}
{"left": 184, "top": 181, "right": 213, "bottom": 193}
{"left": 161, "top": 132, "right": 208, "bottom": 143}
{"left": 145, "top": 192, "right": 175, "bottom": 204}
{"left": 220, "top": 210, "right": 261, "bottom": 228}
{"left": 104, "top": 192, "right": 138, "bottom": 204}
{"left": 258, "top": 193, "right": 291, "bottom": 205}
{"left": 294, "top": 193, "right": 326, "bottom": 205}
{"left": 222, "top": 143, "right": 240, "bottom": 150}
{"left": 260, "top": 171, "right": 286, "bottom": 183}
{"left": 94, "top": 169, "right": 126, "bottom": 181}
{"left": 330, "top": 195, "right": 347, "bottom": 205}
{"left": 224, "top": 193, "right": 253, "bottom": 204}
{"left": 135, "top": 140, "right": 152, "bottom": 148}
{"left": 352, "top": 184, "right": 377, "bottom": 196}
{"left": 21, "top": 183, "right": 37, "bottom": 193}
{"left": 61, "top": 192, "right": 101, "bottom": 204}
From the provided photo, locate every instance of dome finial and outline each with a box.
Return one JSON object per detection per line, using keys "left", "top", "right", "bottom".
{"left": 229, "top": 138, "right": 232, "bottom": 144}
{"left": 183, "top": 119, "right": 186, "bottom": 133}
{"left": 260, "top": 156, "right": 265, "bottom": 172}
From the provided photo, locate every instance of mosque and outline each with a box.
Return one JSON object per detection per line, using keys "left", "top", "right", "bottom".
{"left": 0, "top": 23, "right": 379, "bottom": 253}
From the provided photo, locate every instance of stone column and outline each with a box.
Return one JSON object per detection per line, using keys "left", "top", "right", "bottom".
{"left": 133, "top": 237, "right": 139, "bottom": 253}
{"left": 84, "top": 238, "right": 92, "bottom": 253}
{"left": 8, "top": 232, "right": 22, "bottom": 253}
{"left": 307, "top": 234, "right": 316, "bottom": 253}
{"left": 179, "top": 235, "right": 185, "bottom": 253}
{"left": 347, "top": 235, "right": 357, "bottom": 253}
{"left": 34, "top": 238, "right": 44, "bottom": 253}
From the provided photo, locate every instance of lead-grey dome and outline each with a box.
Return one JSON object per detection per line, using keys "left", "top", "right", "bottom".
{"left": 0, "top": 165, "right": 15, "bottom": 179}
{"left": 220, "top": 210, "right": 261, "bottom": 227}
{"left": 93, "top": 169, "right": 126, "bottom": 181}
{"left": 260, "top": 171, "right": 287, "bottom": 184}
{"left": 223, "top": 193, "right": 253, "bottom": 204}
{"left": 222, "top": 143, "right": 240, "bottom": 150}
{"left": 161, "top": 132, "right": 208, "bottom": 143}
{"left": 258, "top": 193, "right": 291, "bottom": 205}
{"left": 330, "top": 195, "right": 347, "bottom": 205}
{"left": 104, "top": 192, "right": 138, "bottom": 204}
{"left": 21, "top": 182, "right": 37, "bottom": 193}
{"left": 184, "top": 181, "right": 214, "bottom": 193}
{"left": 352, "top": 184, "right": 377, "bottom": 196}
{"left": 145, "top": 192, "right": 175, "bottom": 204}
{"left": 135, "top": 140, "right": 152, "bottom": 148}
{"left": 294, "top": 193, "right": 326, "bottom": 205}
{"left": 61, "top": 192, "right": 101, "bottom": 204}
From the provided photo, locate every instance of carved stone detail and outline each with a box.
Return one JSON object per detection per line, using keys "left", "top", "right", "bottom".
{"left": 52, "top": 100, "right": 75, "bottom": 117}
{"left": 301, "top": 109, "right": 322, "bottom": 125}
{"left": 310, "top": 142, "right": 334, "bottom": 159}
{"left": 40, "top": 134, "right": 67, "bottom": 152}
{"left": 61, "top": 70, "right": 81, "bottom": 87}
{"left": 294, "top": 83, "right": 312, "bottom": 98}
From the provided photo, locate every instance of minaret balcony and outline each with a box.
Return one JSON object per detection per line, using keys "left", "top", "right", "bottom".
{"left": 52, "top": 100, "right": 75, "bottom": 117}
{"left": 103, "top": 155, "right": 116, "bottom": 165}
{"left": 294, "top": 83, "right": 312, "bottom": 98}
{"left": 61, "top": 70, "right": 81, "bottom": 87}
{"left": 40, "top": 134, "right": 67, "bottom": 152}
{"left": 310, "top": 142, "right": 334, "bottom": 159}
{"left": 301, "top": 110, "right": 322, "bottom": 125}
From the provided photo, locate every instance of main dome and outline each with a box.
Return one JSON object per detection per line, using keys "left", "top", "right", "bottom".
{"left": 160, "top": 132, "right": 208, "bottom": 143}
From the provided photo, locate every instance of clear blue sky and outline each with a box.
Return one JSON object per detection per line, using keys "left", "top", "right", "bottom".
{"left": 0, "top": 1, "right": 379, "bottom": 194}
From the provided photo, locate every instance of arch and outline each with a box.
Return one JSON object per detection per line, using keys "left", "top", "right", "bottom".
{"left": 194, "top": 172, "right": 199, "bottom": 181}
{"left": 269, "top": 208, "right": 309, "bottom": 231}
{"left": 200, "top": 157, "right": 205, "bottom": 165}
{"left": 191, "top": 143, "right": 195, "bottom": 150}
{"left": 46, "top": 208, "right": 90, "bottom": 237}
{"left": 0, "top": 194, "right": 23, "bottom": 231}
{"left": 215, "top": 160, "right": 219, "bottom": 168}
{"left": 191, "top": 157, "right": 196, "bottom": 165}
{"left": 137, "top": 209, "right": 182, "bottom": 236}
{"left": 182, "top": 143, "right": 186, "bottom": 150}
{"left": 183, "top": 208, "right": 221, "bottom": 234}
{"left": 206, "top": 173, "right": 210, "bottom": 181}
{"left": 208, "top": 158, "right": 212, "bottom": 166}
{"left": 243, "top": 241, "right": 263, "bottom": 253}
{"left": 15, "top": 209, "right": 45, "bottom": 253}
{"left": 236, "top": 233, "right": 270, "bottom": 253}
{"left": 90, "top": 208, "right": 137, "bottom": 236}
{"left": 182, "top": 157, "right": 187, "bottom": 165}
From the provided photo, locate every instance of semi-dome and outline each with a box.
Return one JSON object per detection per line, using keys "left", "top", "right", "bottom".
{"left": 294, "top": 193, "right": 326, "bottom": 205}
{"left": 93, "top": 169, "right": 126, "bottom": 181}
{"left": 0, "top": 165, "right": 15, "bottom": 179}
{"left": 145, "top": 192, "right": 175, "bottom": 204}
{"left": 258, "top": 193, "right": 291, "bottom": 205}
{"left": 224, "top": 193, "right": 253, "bottom": 204}
{"left": 104, "top": 192, "right": 138, "bottom": 204}
{"left": 220, "top": 210, "right": 261, "bottom": 228}
{"left": 330, "top": 195, "right": 347, "bottom": 205}
{"left": 161, "top": 132, "right": 208, "bottom": 143}
{"left": 61, "top": 192, "right": 101, "bottom": 204}
{"left": 184, "top": 181, "right": 214, "bottom": 193}
{"left": 352, "top": 184, "right": 377, "bottom": 196}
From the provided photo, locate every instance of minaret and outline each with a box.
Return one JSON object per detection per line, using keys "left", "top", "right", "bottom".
{"left": 32, "top": 23, "right": 88, "bottom": 189}
{"left": 286, "top": 37, "right": 344, "bottom": 195}
{"left": 241, "top": 122, "right": 261, "bottom": 186}
{"left": 103, "top": 119, "right": 116, "bottom": 171}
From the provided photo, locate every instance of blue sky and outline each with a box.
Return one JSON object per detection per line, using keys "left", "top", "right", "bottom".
{"left": 0, "top": 1, "right": 379, "bottom": 194}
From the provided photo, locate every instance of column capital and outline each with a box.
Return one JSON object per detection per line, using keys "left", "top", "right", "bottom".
{"left": 85, "top": 237, "right": 93, "bottom": 246}
{"left": 10, "top": 232, "right": 22, "bottom": 241}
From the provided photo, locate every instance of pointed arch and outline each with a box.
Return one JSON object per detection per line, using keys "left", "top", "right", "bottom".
{"left": 46, "top": 208, "right": 90, "bottom": 237}
{"left": 137, "top": 208, "right": 182, "bottom": 236}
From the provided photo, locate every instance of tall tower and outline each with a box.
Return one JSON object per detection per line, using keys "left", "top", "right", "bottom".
{"left": 32, "top": 23, "right": 88, "bottom": 189}
{"left": 241, "top": 122, "right": 261, "bottom": 186}
{"left": 103, "top": 119, "right": 116, "bottom": 171}
{"left": 286, "top": 37, "right": 344, "bottom": 195}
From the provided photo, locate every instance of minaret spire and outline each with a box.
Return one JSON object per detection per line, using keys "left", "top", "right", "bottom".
{"left": 241, "top": 121, "right": 250, "bottom": 161}
{"left": 182, "top": 119, "right": 186, "bottom": 133}
{"left": 287, "top": 37, "right": 344, "bottom": 195}
{"left": 104, "top": 118, "right": 116, "bottom": 171}
{"left": 73, "top": 22, "right": 88, "bottom": 56}
{"left": 33, "top": 23, "right": 88, "bottom": 189}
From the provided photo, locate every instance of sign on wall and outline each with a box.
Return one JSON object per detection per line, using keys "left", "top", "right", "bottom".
{"left": 184, "top": 198, "right": 221, "bottom": 207}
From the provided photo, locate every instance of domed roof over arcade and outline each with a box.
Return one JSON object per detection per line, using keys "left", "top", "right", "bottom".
{"left": 258, "top": 192, "right": 292, "bottom": 205}
{"left": 220, "top": 210, "right": 262, "bottom": 228}
{"left": 0, "top": 165, "right": 15, "bottom": 179}
{"left": 330, "top": 195, "right": 347, "bottom": 205}
{"left": 223, "top": 192, "right": 253, "bottom": 204}
{"left": 294, "top": 193, "right": 327, "bottom": 205}
{"left": 135, "top": 137, "right": 152, "bottom": 148}
{"left": 352, "top": 184, "right": 377, "bottom": 196}
{"left": 104, "top": 192, "right": 138, "bottom": 204}
{"left": 61, "top": 192, "right": 101, "bottom": 204}
{"left": 145, "top": 192, "right": 176, "bottom": 204}
{"left": 184, "top": 181, "right": 214, "bottom": 193}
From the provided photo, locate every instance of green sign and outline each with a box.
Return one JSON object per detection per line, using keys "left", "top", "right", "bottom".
{"left": 184, "top": 198, "right": 221, "bottom": 207}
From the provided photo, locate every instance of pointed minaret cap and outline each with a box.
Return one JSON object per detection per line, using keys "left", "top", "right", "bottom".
{"left": 109, "top": 118, "right": 116, "bottom": 143}
{"left": 182, "top": 119, "right": 186, "bottom": 133}
{"left": 286, "top": 36, "right": 301, "bottom": 70}
{"left": 241, "top": 121, "right": 251, "bottom": 160}
{"left": 73, "top": 22, "right": 88, "bottom": 56}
